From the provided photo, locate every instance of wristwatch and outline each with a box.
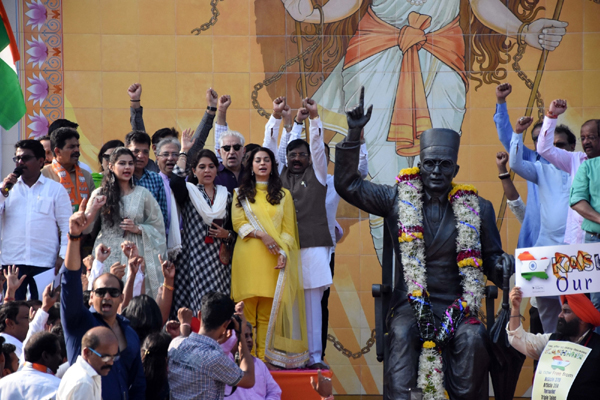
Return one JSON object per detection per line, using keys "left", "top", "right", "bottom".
{"left": 207, "top": 106, "right": 217, "bottom": 112}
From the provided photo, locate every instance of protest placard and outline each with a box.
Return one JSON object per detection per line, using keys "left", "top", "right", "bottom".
{"left": 515, "top": 243, "right": 600, "bottom": 297}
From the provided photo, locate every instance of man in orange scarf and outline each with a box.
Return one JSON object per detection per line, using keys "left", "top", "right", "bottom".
{"left": 42, "top": 127, "right": 95, "bottom": 213}
{"left": 509, "top": 287, "right": 600, "bottom": 398}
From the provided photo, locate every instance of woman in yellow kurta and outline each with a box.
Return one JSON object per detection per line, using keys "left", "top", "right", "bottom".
{"left": 232, "top": 147, "right": 308, "bottom": 369}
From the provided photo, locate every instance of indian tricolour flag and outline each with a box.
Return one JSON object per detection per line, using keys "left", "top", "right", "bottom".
{"left": 0, "top": 2, "right": 26, "bottom": 130}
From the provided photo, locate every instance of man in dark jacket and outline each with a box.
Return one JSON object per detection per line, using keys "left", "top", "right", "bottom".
{"left": 334, "top": 88, "right": 511, "bottom": 400}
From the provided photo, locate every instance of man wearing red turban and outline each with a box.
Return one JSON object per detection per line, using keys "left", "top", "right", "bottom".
{"left": 508, "top": 287, "right": 600, "bottom": 399}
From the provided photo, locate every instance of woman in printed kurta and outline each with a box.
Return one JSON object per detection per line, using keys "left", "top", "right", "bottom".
{"left": 232, "top": 147, "right": 308, "bottom": 369}
{"left": 171, "top": 149, "right": 233, "bottom": 318}
{"left": 85, "top": 147, "right": 167, "bottom": 298}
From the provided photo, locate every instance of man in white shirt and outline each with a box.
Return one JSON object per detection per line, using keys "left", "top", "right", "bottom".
{"left": 0, "top": 301, "right": 30, "bottom": 360}
{"left": 0, "top": 331, "right": 63, "bottom": 400}
{"left": 1, "top": 140, "right": 71, "bottom": 300}
{"left": 57, "top": 326, "right": 119, "bottom": 400}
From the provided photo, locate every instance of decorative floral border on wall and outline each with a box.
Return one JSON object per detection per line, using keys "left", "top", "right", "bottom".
{"left": 21, "top": 0, "right": 64, "bottom": 139}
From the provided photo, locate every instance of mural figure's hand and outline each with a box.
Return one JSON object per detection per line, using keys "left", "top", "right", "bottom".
{"left": 522, "top": 19, "right": 568, "bottom": 51}
{"left": 280, "top": 0, "right": 314, "bottom": 22}
{"left": 345, "top": 87, "right": 373, "bottom": 141}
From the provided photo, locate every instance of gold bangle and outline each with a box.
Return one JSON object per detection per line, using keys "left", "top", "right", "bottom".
{"left": 163, "top": 282, "right": 174, "bottom": 291}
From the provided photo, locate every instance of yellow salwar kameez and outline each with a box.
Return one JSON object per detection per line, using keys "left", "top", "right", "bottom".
{"left": 232, "top": 183, "right": 308, "bottom": 368}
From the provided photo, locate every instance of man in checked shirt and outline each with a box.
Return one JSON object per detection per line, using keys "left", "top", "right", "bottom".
{"left": 168, "top": 293, "right": 255, "bottom": 400}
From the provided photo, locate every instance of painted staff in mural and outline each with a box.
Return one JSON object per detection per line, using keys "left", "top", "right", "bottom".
{"left": 280, "top": 0, "right": 568, "bottom": 262}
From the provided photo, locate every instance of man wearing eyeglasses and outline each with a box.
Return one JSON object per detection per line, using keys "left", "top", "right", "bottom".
{"left": 509, "top": 115, "right": 576, "bottom": 334}
{"left": 125, "top": 130, "right": 169, "bottom": 232}
{"left": 155, "top": 137, "right": 189, "bottom": 240}
{"left": 60, "top": 196, "right": 146, "bottom": 400}
{"left": 0, "top": 140, "right": 71, "bottom": 300}
{"left": 57, "top": 326, "right": 119, "bottom": 400}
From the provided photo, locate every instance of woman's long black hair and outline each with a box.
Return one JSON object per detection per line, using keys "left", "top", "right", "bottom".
{"left": 141, "top": 332, "right": 172, "bottom": 400}
{"left": 121, "top": 294, "right": 163, "bottom": 344}
{"left": 100, "top": 147, "right": 135, "bottom": 227}
{"left": 97, "top": 139, "right": 124, "bottom": 171}
{"left": 236, "top": 146, "right": 284, "bottom": 207}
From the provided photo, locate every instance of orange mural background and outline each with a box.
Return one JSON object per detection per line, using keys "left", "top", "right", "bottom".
{"left": 13, "top": 0, "right": 600, "bottom": 395}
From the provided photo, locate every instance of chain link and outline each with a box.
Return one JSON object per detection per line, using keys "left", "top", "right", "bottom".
{"left": 251, "top": 5, "right": 324, "bottom": 119}
{"left": 191, "top": 0, "right": 223, "bottom": 35}
{"left": 327, "top": 329, "right": 376, "bottom": 359}
{"left": 512, "top": 31, "right": 545, "bottom": 122}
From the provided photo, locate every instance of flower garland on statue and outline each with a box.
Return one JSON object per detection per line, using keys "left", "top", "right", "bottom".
{"left": 396, "top": 167, "right": 485, "bottom": 400}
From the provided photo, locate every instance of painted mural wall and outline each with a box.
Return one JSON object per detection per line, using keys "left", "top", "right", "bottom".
{"left": 11, "top": 0, "right": 600, "bottom": 395}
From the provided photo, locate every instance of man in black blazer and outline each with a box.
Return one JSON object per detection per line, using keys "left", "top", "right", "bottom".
{"left": 334, "top": 88, "right": 513, "bottom": 400}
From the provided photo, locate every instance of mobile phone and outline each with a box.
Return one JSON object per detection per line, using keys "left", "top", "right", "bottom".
{"left": 212, "top": 219, "right": 224, "bottom": 227}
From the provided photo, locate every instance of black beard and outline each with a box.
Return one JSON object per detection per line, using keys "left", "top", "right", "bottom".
{"left": 556, "top": 317, "right": 580, "bottom": 338}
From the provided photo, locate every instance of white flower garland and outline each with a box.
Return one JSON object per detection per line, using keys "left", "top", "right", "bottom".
{"left": 396, "top": 168, "right": 484, "bottom": 400}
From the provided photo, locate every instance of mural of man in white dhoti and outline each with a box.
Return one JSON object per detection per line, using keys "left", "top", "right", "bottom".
{"left": 281, "top": 0, "right": 567, "bottom": 262}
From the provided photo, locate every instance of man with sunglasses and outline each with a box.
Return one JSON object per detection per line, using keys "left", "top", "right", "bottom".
{"left": 57, "top": 326, "right": 119, "bottom": 400}
{"left": 509, "top": 116, "right": 576, "bottom": 334}
{"left": 60, "top": 196, "right": 146, "bottom": 400}
{"left": 0, "top": 140, "right": 71, "bottom": 300}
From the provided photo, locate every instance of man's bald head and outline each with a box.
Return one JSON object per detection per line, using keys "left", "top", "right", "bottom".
{"left": 82, "top": 326, "right": 118, "bottom": 350}
{"left": 82, "top": 326, "right": 119, "bottom": 376}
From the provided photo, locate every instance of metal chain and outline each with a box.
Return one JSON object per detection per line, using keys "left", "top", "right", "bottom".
{"left": 512, "top": 33, "right": 545, "bottom": 122}
{"left": 191, "top": 0, "right": 223, "bottom": 35}
{"left": 327, "top": 329, "right": 376, "bottom": 359}
{"left": 251, "top": 5, "right": 324, "bottom": 119}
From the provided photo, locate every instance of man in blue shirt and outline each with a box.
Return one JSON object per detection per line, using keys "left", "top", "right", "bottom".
{"left": 510, "top": 115, "right": 576, "bottom": 333}
{"left": 494, "top": 83, "right": 546, "bottom": 248}
{"left": 60, "top": 196, "right": 145, "bottom": 400}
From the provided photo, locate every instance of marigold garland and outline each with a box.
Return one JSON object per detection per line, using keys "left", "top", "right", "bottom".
{"left": 396, "top": 168, "right": 484, "bottom": 400}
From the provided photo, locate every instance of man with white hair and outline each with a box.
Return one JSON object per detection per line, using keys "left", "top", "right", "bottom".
{"left": 211, "top": 95, "right": 247, "bottom": 194}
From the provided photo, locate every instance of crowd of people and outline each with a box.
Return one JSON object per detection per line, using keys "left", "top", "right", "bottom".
{"left": 1, "top": 78, "right": 599, "bottom": 398}
{"left": 0, "top": 84, "right": 343, "bottom": 399}
{"left": 493, "top": 83, "right": 600, "bottom": 396}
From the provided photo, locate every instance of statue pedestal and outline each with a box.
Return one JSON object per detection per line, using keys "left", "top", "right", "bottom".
{"left": 270, "top": 369, "right": 334, "bottom": 400}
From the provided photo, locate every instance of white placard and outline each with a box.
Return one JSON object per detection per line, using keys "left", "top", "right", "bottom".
{"left": 515, "top": 243, "right": 600, "bottom": 297}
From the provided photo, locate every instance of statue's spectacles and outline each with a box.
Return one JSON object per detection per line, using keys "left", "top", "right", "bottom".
{"left": 421, "top": 159, "right": 455, "bottom": 173}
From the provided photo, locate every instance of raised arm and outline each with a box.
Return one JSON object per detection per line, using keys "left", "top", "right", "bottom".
{"left": 156, "top": 254, "right": 175, "bottom": 325}
{"left": 61, "top": 198, "right": 101, "bottom": 340}
{"left": 507, "top": 287, "right": 550, "bottom": 360}
{"left": 128, "top": 83, "right": 145, "bottom": 132}
{"left": 334, "top": 87, "right": 396, "bottom": 217}
{"left": 494, "top": 83, "right": 513, "bottom": 152}
{"left": 509, "top": 117, "right": 539, "bottom": 184}
{"left": 536, "top": 100, "right": 575, "bottom": 173}
{"left": 263, "top": 97, "right": 286, "bottom": 164}
{"left": 186, "top": 88, "right": 218, "bottom": 162}
{"left": 214, "top": 95, "right": 231, "bottom": 162}
{"left": 496, "top": 151, "right": 525, "bottom": 223}
{"left": 304, "top": 98, "right": 327, "bottom": 185}
{"left": 277, "top": 107, "right": 308, "bottom": 172}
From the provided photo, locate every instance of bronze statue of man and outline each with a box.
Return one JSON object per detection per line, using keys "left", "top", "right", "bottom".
{"left": 334, "top": 88, "right": 513, "bottom": 400}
